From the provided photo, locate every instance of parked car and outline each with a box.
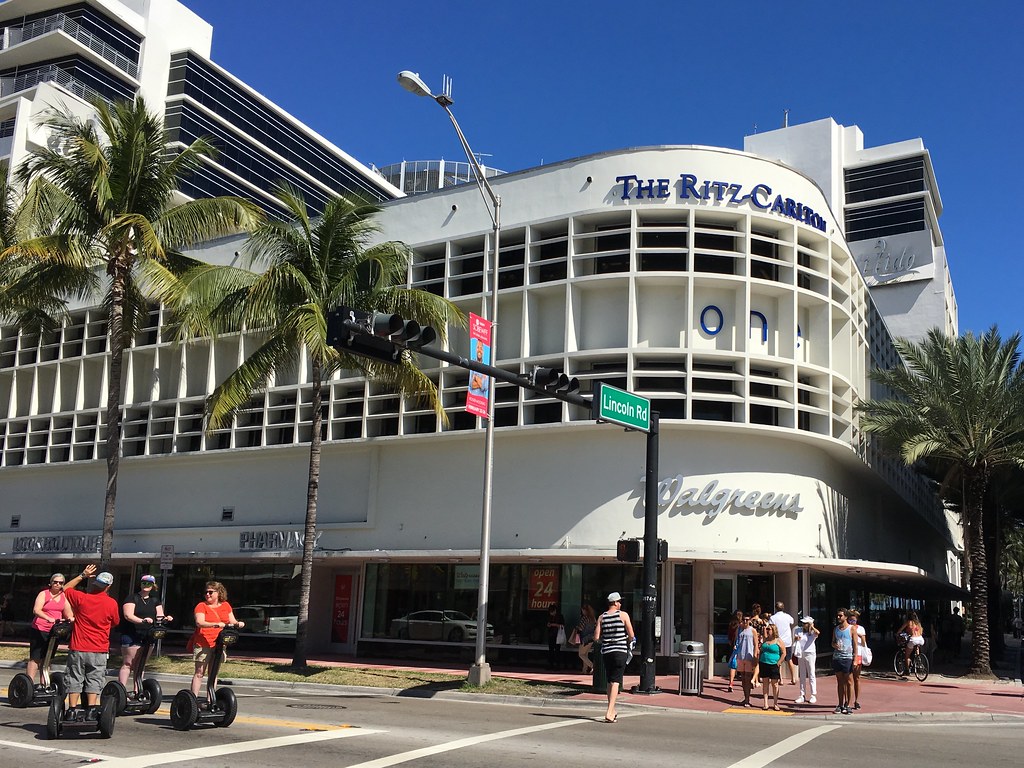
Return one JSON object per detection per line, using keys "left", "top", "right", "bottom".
{"left": 233, "top": 605, "right": 299, "bottom": 634}
{"left": 389, "top": 610, "right": 494, "bottom": 642}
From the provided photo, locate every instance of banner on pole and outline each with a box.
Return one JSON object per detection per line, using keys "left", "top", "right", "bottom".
{"left": 465, "top": 312, "right": 492, "bottom": 419}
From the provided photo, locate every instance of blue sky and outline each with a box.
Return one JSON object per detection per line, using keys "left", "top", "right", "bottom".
{"left": 179, "top": 0, "right": 1023, "bottom": 337}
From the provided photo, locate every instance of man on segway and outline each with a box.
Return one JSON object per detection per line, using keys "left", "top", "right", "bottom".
{"left": 62, "top": 567, "right": 121, "bottom": 715}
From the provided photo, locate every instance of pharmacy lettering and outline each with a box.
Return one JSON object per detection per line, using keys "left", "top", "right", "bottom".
{"left": 13, "top": 535, "right": 101, "bottom": 554}
{"left": 239, "top": 530, "right": 323, "bottom": 551}
{"left": 615, "top": 174, "right": 827, "bottom": 232}
{"left": 655, "top": 476, "right": 804, "bottom": 521}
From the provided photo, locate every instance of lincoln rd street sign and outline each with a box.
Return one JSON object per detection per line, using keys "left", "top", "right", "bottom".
{"left": 593, "top": 382, "right": 651, "bottom": 433}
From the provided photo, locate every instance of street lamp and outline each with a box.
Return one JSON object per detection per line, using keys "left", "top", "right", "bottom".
{"left": 397, "top": 70, "right": 501, "bottom": 686}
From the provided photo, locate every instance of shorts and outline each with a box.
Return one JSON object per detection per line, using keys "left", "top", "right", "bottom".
{"left": 193, "top": 645, "right": 227, "bottom": 665}
{"left": 65, "top": 650, "right": 108, "bottom": 695}
{"left": 784, "top": 646, "right": 795, "bottom": 663}
{"left": 758, "top": 662, "right": 781, "bottom": 679}
{"left": 121, "top": 633, "right": 141, "bottom": 647}
{"left": 736, "top": 658, "right": 756, "bottom": 674}
{"left": 602, "top": 650, "right": 627, "bottom": 685}
{"left": 832, "top": 656, "right": 853, "bottom": 674}
{"left": 29, "top": 627, "right": 53, "bottom": 662}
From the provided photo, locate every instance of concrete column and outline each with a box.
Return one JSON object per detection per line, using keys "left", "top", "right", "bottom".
{"left": 692, "top": 561, "right": 713, "bottom": 678}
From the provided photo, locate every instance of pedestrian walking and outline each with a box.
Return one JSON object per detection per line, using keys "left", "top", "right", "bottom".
{"left": 770, "top": 601, "right": 797, "bottom": 685}
{"left": 793, "top": 614, "right": 819, "bottom": 704}
{"left": 758, "top": 623, "right": 785, "bottom": 710}
{"left": 593, "top": 591, "right": 635, "bottom": 723}
{"left": 573, "top": 604, "right": 597, "bottom": 674}
{"left": 734, "top": 614, "right": 758, "bottom": 707}
{"left": 831, "top": 608, "right": 858, "bottom": 714}
{"left": 726, "top": 609, "right": 742, "bottom": 692}
{"left": 849, "top": 609, "right": 867, "bottom": 710}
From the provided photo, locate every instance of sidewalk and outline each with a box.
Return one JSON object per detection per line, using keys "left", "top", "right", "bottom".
{"left": 5, "top": 635, "right": 1022, "bottom": 721}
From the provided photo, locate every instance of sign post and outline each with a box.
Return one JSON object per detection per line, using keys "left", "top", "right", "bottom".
{"left": 157, "top": 545, "right": 173, "bottom": 657}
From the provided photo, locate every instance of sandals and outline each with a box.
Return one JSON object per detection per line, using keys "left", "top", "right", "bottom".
{"left": 603, "top": 715, "right": 617, "bottom": 723}
{"left": 772, "top": 705, "right": 781, "bottom": 711}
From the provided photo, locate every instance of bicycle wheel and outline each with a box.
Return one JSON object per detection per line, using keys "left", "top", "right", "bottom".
{"left": 913, "top": 652, "right": 930, "bottom": 682}
{"left": 892, "top": 650, "right": 907, "bottom": 677}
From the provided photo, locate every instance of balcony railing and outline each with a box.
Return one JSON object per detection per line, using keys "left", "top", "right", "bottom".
{"left": 0, "top": 64, "right": 106, "bottom": 105}
{"left": 1, "top": 12, "right": 139, "bottom": 79}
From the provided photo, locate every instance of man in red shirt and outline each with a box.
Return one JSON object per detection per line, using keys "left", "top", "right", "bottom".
{"left": 62, "top": 567, "right": 121, "bottom": 710}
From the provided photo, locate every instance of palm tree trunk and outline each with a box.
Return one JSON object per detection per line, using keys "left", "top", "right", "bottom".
{"left": 292, "top": 355, "right": 322, "bottom": 667}
{"left": 101, "top": 263, "right": 127, "bottom": 569}
{"left": 966, "top": 470, "right": 992, "bottom": 676}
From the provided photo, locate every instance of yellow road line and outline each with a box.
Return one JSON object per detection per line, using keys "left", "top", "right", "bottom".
{"left": 153, "top": 707, "right": 349, "bottom": 730}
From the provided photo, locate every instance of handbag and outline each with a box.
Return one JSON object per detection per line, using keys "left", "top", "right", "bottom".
{"left": 569, "top": 629, "right": 580, "bottom": 646}
{"left": 556, "top": 626, "right": 567, "bottom": 646}
{"left": 860, "top": 644, "right": 873, "bottom": 667}
{"left": 728, "top": 648, "right": 738, "bottom": 670}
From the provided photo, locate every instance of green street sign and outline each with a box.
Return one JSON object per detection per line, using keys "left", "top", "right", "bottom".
{"left": 593, "top": 382, "right": 651, "bottom": 432}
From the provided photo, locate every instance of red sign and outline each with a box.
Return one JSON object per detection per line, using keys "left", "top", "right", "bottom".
{"left": 465, "top": 313, "right": 492, "bottom": 419}
{"left": 331, "top": 574, "right": 353, "bottom": 644}
{"left": 528, "top": 566, "right": 560, "bottom": 611}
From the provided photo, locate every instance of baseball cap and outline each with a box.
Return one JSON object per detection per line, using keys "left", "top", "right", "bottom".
{"left": 94, "top": 571, "right": 113, "bottom": 586}
{"left": 140, "top": 574, "right": 157, "bottom": 584}
{"left": 800, "top": 615, "right": 814, "bottom": 623}
{"left": 607, "top": 591, "right": 622, "bottom": 602}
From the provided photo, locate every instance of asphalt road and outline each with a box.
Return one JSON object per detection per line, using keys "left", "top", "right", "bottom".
{"left": 1, "top": 670, "right": 1021, "bottom": 768}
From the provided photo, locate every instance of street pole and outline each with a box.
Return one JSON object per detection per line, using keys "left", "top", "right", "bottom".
{"left": 636, "top": 411, "right": 660, "bottom": 693}
{"left": 398, "top": 71, "right": 500, "bottom": 685}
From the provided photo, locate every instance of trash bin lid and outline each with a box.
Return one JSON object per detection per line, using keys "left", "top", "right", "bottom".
{"left": 679, "top": 641, "right": 705, "bottom": 654}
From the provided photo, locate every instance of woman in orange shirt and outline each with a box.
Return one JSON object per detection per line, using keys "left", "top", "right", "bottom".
{"left": 188, "top": 581, "right": 244, "bottom": 695}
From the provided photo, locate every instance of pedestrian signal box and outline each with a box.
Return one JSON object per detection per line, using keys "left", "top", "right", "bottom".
{"left": 616, "top": 539, "right": 641, "bottom": 562}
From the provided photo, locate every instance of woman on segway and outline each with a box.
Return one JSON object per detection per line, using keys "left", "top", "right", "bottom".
{"left": 26, "top": 569, "right": 88, "bottom": 684}
{"left": 118, "top": 574, "right": 172, "bottom": 687}
{"left": 188, "top": 582, "right": 244, "bottom": 696}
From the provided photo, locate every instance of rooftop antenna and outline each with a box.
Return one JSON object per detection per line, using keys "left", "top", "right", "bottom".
{"left": 752, "top": 123, "right": 758, "bottom": 134}
{"left": 782, "top": 108, "right": 790, "bottom": 128}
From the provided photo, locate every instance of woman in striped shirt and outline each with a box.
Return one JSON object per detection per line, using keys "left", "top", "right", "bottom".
{"left": 593, "top": 591, "right": 635, "bottom": 723}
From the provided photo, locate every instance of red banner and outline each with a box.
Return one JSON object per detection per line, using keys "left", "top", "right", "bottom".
{"left": 331, "top": 574, "right": 352, "bottom": 644}
{"left": 528, "top": 566, "right": 560, "bottom": 611}
{"left": 465, "top": 313, "right": 491, "bottom": 419}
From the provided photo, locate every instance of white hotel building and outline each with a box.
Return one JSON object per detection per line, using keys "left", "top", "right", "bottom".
{"left": 0, "top": 1, "right": 962, "bottom": 669}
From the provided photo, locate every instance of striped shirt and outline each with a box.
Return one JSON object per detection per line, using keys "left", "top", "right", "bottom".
{"left": 599, "top": 610, "right": 628, "bottom": 654}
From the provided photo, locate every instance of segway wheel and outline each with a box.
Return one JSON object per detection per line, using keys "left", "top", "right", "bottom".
{"left": 7, "top": 672, "right": 34, "bottom": 708}
{"left": 50, "top": 671, "right": 67, "bottom": 701}
{"left": 102, "top": 680, "right": 128, "bottom": 715}
{"left": 98, "top": 695, "right": 116, "bottom": 738}
{"left": 142, "top": 678, "right": 163, "bottom": 715}
{"left": 213, "top": 687, "right": 237, "bottom": 728}
{"left": 46, "top": 698, "right": 63, "bottom": 740}
{"left": 170, "top": 689, "right": 199, "bottom": 731}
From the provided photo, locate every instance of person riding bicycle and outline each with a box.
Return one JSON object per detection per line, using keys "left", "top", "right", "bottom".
{"left": 896, "top": 611, "right": 924, "bottom": 676}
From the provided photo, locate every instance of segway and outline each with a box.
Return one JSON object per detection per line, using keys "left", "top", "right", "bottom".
{"left": 7, "top": 619, "right": 72, "bottom": 708}
{"left": 169, "top": 624, "right": 239, "bottom": 730}
{"left": 46, "top": 681, "right": 117, "bottom": 739}
{"left": 101, "top": 617, "right": 169, "bottom": 715}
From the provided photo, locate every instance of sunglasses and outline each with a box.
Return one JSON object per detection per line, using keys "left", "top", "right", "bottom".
{"left": 205, "top": 590, "right": 217, "bottom": 595}
{"left": 51, "top": 581, "right": 65, "bottom": 586}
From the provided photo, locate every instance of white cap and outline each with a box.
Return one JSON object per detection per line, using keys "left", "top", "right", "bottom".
{"left": 800, "top": 615, "right": 814, "bottom": 623}
{"left": 607, "top": 592, "right": 622, "bottom": 602}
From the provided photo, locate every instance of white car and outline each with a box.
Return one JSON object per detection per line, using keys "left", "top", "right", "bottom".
{"left": 234, "top": 605, "right": 299, "bottom": 634}
{"left": 389, "top": 610, "right": 494, "bottom": 642}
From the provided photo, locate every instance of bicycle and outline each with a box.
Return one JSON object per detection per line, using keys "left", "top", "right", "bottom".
{"left": 892, "top": 633, "right": 930, "bottom": 681}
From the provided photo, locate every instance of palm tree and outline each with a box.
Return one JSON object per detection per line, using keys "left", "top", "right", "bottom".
{"left": 4, "top": 97, "right": 261, "bottom": 566}
{"left": 857, "top": 327, "right": 1024, "bottom": 676}
{"left": 174, "top": 184, "right": 462, "bottom": 666}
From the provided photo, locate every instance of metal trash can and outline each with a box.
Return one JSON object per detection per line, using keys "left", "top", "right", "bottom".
{"left": 678, "top": 641, "right": 706, "bottom": 696}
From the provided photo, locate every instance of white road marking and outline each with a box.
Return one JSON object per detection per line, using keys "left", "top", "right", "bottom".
{"left": 0, "top": 738, "right": 113, "bottom": 760}
{"left": 92, "top": 726, "right": 384, "bottom": 768}
{"left": 343, "top": 715, "right": 618, "bottom": 768}
{"left": 726, "top": 725, "right": 841, "bottom": 768}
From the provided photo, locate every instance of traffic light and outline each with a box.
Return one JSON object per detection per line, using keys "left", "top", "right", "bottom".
{"left": 657, "top": 538, "right": 669, "bottom": 562}
{"left": 616, "top": 538, "right": 641, "bottom": 563}
{"left": 327, "top": 307, "right": 437, "bottom": 364}
{"left": 529, "top": 366, "right": 580, "bottom": 395}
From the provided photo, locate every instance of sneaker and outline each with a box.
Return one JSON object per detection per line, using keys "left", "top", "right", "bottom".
{"left": 810, "top": 696, "right": 817, "bottom": 704}
{"left": 794, "top": 696, "right": 805, "bottom": 704}
{"left": 842, "top": 706, "right": 852, "bottom": 715}
{"left": 854, "top": 702, "right": 861, "bottom": 710}
{"left": 833, "top": 705, "right": 844, "bottom": 714}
